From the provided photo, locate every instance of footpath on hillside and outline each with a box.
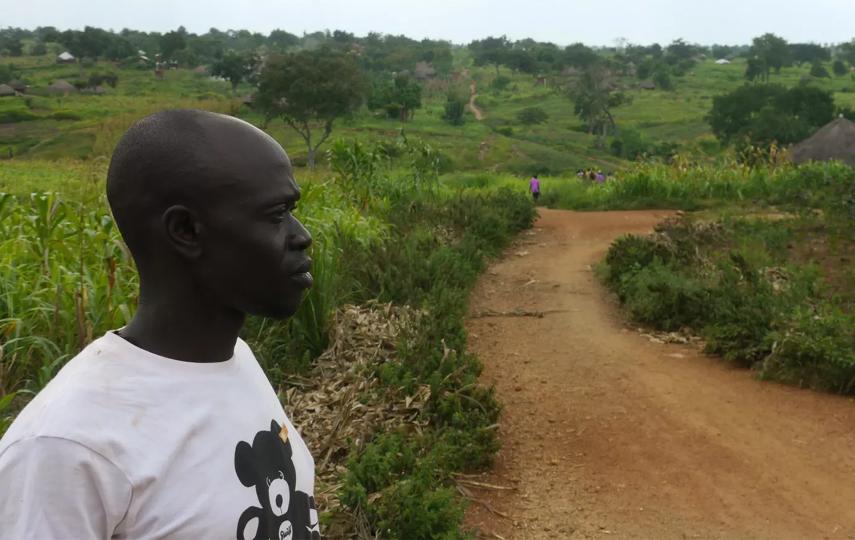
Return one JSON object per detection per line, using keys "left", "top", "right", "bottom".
{"left": 463, "top": 209, "right": 855, "bottom": 539}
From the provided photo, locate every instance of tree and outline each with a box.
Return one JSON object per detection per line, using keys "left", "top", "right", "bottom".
{"left": 711, "top": 45, "right": 735, "bottom": 59}
{"left": 367, "top": 73, "right": 422, "bottom": 121}
{"left": 653, "top": 69, "right": 674, "bottom": 90}
{"left": 268, "top": 29, "right": 299, "bottom": 50}
{"left": 443, "top": 86, "right": 467, "bottom": 126}
{"left": 745, "top": 57, "right": 765, "bottom": 82}
{"left": 211, "top": 50, "right": 258, "bottom": 94}
{"left": 840, "top": 41, "right": 855, "bottom": 67}
{"left": 516, "top": 107, "right": 549, "bottom": 125}
{"left": 159, "top": 28, "right": 187, "bottom": 59}
{"left": 566, "top": 65, "right": 630, "bottom": 145}
{"left": 469, "top": 36, "right": 512, "bottom": 76}
{"left": 707, "top": 83, "right": 835, "bottom": 151}
{"left": 833, "top": 60, "right": 847, "bottom": 77}
{"left": 789, "top": 43, "right": 829, "bottom": 65}
{"left": 810, "top": 62, "right": 830, "bottom": 78}
{"left": 747, "top": 33, "right": 790, "bottom": 81}
{"left": 562, "top": 42, "right": 599, "bottom": 69}
{"left": 255, "top": 48, "right": 366, "bottom": 167}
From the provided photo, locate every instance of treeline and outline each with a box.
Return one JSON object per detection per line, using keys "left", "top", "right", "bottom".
{"left": 0, "top": 26, "right": 453, "bottom": 76}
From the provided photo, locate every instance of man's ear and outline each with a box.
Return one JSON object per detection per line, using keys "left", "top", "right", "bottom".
{"left": 162, "top": 205, "right": 203, "bottom": 259}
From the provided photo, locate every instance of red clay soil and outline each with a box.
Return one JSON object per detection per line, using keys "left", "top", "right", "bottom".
{"left": 463, "top": 209, "right": 855, "bottom": 539}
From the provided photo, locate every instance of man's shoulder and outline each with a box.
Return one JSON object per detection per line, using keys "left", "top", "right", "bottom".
{"left": 0, "top": 337, "right": 120, "bottom": 450}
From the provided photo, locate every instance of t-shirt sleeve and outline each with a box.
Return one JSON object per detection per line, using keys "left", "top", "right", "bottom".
{"left": 0, "top": 436, "right": 133, "bottom": 540}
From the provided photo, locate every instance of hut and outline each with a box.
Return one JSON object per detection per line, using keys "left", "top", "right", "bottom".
{"left": 0, "top": 84, "right": 15, "bottom": 97}
{"left": 47, "top": 80, "right": 77, "bottom": 95}
{"left": 8, "top": 79, "right": 28, "bottom": 93}
{"left": 790, "top": 116, "right": 855, "bottom": 166}
{"left": 414, "top": 61, "right": 437, "bottom": 80}
{"left": 56, "top": 51, "right": 76, "bottom": 64}
{"left": 192, "top": 65, "right": 209, "bottom": 75}
{"left": 715, "top": 58, "right": 731, "bottom": 65}
{"left": 639, "top": 81, "right": 657, "bottom": 90}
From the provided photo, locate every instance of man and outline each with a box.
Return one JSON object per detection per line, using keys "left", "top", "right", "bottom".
{"left": 0, "top": 110, "right": 320, "bottom": 539}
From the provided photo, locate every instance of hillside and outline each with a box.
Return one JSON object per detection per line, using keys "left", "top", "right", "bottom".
{"left": 2, "top": 52, "right": 855, "bottom": 177}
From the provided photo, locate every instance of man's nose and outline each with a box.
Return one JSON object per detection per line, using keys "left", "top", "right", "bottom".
{"left": 287, "top": 217, "right": 312, "bottom": 251}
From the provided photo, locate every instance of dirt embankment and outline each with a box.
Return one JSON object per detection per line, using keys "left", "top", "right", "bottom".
{"left": 464, "top": 209, "right": 855, "bottom": 539}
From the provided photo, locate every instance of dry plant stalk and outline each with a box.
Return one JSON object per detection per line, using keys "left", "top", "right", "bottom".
{"left": 280, "top": 302, "right": 431, "bottom": 538}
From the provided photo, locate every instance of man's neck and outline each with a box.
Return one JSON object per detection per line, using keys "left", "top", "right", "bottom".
{"left": 119, "top": 283, "right": 245, "bottom": 363}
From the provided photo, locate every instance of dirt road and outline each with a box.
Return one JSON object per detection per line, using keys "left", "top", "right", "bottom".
{"left": 464, "top": 209, "right": 855, "bottom": 539}
{"left": 469, "top": 81, "right": 484, "bottom": 120}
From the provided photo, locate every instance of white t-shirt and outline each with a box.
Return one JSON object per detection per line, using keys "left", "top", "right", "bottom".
{"left": 0, "top": 331, "right": 320, "bottom": 540}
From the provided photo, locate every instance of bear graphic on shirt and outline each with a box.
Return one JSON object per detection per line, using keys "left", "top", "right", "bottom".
{"left": 234, "top": 420, "right": 320, "bottom": 540}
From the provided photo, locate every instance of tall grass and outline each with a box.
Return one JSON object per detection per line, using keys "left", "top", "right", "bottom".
{"left": 448, "top": 160, "right": 855, "bottom": 214}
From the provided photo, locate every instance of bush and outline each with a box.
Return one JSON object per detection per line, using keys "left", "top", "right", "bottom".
{"left": 490, "top": 75, "right": 511, "bottom": 91}
{"left": 810, "top": 62, "right": 830, "bottom": 78}
{"left": 443, "top": 91, "right": 466, "bottom": 126}
{"left": 0, "top": 108, "right": 38, "bottom": 123}
{"left": 604, "top": 234, "right": 671, "bottom": 290}
{"left": 619, "top": 261, "right": 710, "bottom": 331}
{"left": 516, "top": 106, "right": 548, "bottom": 125}
{"left": 761, "top": 307, "right": 855, "bottom": 393}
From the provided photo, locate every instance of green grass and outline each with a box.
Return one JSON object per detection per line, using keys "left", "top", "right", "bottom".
{"left": 5, "top": 52, "right": 853, "bottom": 174}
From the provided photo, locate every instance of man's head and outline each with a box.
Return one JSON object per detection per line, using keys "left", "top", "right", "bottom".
{"left": 107, "top": 109, "right": 312, "bottom": 319}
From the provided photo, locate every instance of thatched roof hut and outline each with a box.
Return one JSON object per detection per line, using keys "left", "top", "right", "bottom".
{"left": 414, "top": 61, "right": 437, "bottom": 80}
{"left": 0, "top": 84, "right": 15, "bottom": 97}
{"left": 791, "top": 117, "right": 855, "bottom": 166}
{"left": 639, "top": 81, "right": 657, "bottom": 90}
{"left": 47, "top": 80, "right": 77, "bottom": 95}
{"left": 8, "top": 79, "right": 27, "bottom": 93}
{"left": 57, "top": 51, "right": 75, "bottom": 63}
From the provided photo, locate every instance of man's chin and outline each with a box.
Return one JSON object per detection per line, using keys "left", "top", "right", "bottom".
{"left": 253, "top": 301, "right": 303, "bottom": 320}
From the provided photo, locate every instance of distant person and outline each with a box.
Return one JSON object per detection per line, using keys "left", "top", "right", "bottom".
{"left": 530, "top": 174, "right": 541, "bottom": 201}
{"left": 595, "top": 170, "right": 605, "bottom": 183}
{"left": 588, "top": 169, "right": 596, "bottom": 181}
{"left": 0, "top": 110, "right": 321, "bottom": 539}
{"left": 576, "top": 168, "right": 585, "bottom": 179}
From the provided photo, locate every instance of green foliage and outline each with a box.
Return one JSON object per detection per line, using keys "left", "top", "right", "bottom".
{"left": 442, "top": 87, "right": 467, "bottom": 126}
{"left": 833, "top": 60, "right": 848, "bottom": 77}
{"left": 619, "top": 260, "right": 710, "bottom": 331}
{"left": 468, "top": 35, "right": 512, "bottom": 75}
{"left": 367, "top": 73, "right": 422, "bottom": 121}
{"left": 810, "top": 62, "right": 831, "bottom": 78}
{"left": 490, "top": 75, "right": 511, "bottom": 92}
{"left": 566, "top": 64, "right": 631, "bottom": 141}
{"left": 210, "top": 50, "right": 257, "bottom": 93}
{"left": 707, "top": 83, "right": 835, "bottom": 150}
{"left": 516, "top": 106, "right": 548, "bottom": 125}
{"left": 746, "top": 33, "right": 790, "bottom": 81}
{"left": 652, "top": 69, "right": 674, "bottom": 90}
{"left": 255, "top": 48, "right": 367, "bottom": 166}
{"left": 761, "top": 307, "right": 855, "bottom": 393}
{"left": 602, "top": 201, "right": 855, "bottom": 392}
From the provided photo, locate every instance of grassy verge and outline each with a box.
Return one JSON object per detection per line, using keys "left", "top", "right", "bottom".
{"left": 600, "top": 202, "right": 855, "bottom": 393}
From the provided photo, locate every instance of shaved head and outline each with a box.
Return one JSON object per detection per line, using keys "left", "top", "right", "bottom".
{"left": 106, "top": 109, "right": 312, "bottom": 319}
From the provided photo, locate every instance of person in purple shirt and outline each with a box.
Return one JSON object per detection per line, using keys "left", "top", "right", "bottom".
{"left": 529, "top": 174, "right": 540, "bottom": 201}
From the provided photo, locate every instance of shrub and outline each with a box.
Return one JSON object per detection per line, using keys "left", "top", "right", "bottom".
{"left": 442, "top": 91, "right": 466, "bottom": 126}
{"left": 761, "top": 307, "right": 855, "bottom": 393}
{"left": 604, "top": 234, "right": 671, "bottom": 290}
{"left": 516, "top": 106, "right": 549, "bottom": 125}
{"left": 619, "top": 261, "right": 710, "bottom": 331}
{"left": 0, "top": 108, "right": 38, "bottom": 123}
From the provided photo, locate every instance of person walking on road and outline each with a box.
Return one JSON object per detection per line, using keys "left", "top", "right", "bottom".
{"left": 529, "top": 174, "right": 541, "bottom": 202}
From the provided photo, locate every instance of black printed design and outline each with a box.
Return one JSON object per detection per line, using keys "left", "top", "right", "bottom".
{"left": 235, "top": 420, "right": 320, "bottom": 540}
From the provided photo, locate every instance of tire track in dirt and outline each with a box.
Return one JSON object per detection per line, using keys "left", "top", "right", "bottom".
{"left": 464, "top": 209, "right": 855, "bottom": 539}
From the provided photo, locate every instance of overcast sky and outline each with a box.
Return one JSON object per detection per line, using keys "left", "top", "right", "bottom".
{"left": 3, "top": 0, "right": 853, "bottom": 46}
